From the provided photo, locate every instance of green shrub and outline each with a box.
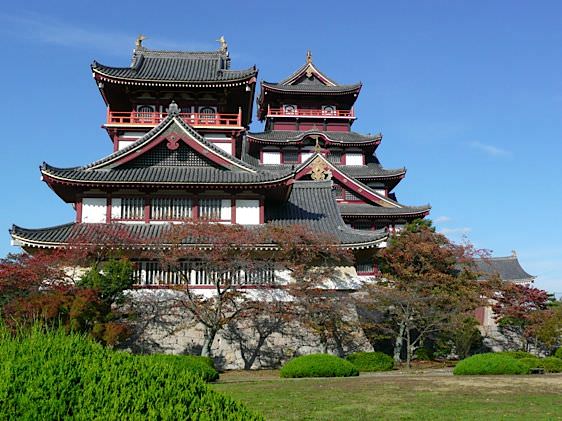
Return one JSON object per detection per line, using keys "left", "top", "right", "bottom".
{"left": 346, "top": 352, "right": 394, "bottom": 372}
{"left": 280, "top": 354, "right": 359, "bottom": 378}
{"left": 139, "top": 353, "right": 219, "bottom": 382}
{"left": 539, "top": 357, "right": 562, "bottom": 373}
{"left": 499, "top": 351, "right": 535, "bottom": 359}
{"left": 453, "top": 353, "right": 530, "bottom": 375}
{"left": 519, "top": 356, "right": 562, "bottom": 373}
{"left": 0, "top": 326, "right": 261, "bottom": 420}
{"left": 555, "top": 348, "right": 562, "bottom": 359}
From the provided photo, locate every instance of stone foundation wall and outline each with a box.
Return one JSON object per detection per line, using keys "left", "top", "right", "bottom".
{"left": 123, "top": 289, "right": 372, "bottom": 370}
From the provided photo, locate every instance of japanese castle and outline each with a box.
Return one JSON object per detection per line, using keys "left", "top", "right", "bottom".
{"left": 10, "top": 37, "right": 430, "bottom": 285}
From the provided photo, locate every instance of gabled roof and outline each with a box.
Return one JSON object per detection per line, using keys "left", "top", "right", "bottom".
{"left": 92, "top": 47, "right": 257, "bottom": 85}
{"left": 247, "top": 130, "right": 382, "bottom": 146}
{"left": 473, "top": 254, "right": 535, "bottom": 283}
{"left": 41, "top": 113, "right": 295, "bottom": 196}
{"left": 293, "top": 154, "right": 403, "bottom": 208}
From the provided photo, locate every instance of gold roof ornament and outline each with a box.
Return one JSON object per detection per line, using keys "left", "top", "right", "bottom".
{"left": 306, "top": 50, "right": 313, "bottom": 78}
{"left": 135, "top": 34, "right": 147, "bottom": 49}
{"left": 217, "top": 35, "right": 228, "bottom": 53}
{"left": 306, "top": 50, "right": 313, "bottom": 64}
{"left": 309, "top": 156, "right": 332, "bottom": 181}
{"left": 313, "top": 136, "right": 322, "bottom": 153}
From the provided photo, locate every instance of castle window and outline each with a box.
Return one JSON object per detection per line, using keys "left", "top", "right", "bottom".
{"left": 327, "top": 149, "right": 342, "bottom": 164}
{"left": 119, "top": 197, "right": 145, "bottom": 220}
{"left": 151, "top": 198, "right": 192, "bottom": 220}
{"left": 283, "top": 148, "right": 299, "bottom": 164}
{"left": 283, "top": 104, "right": 297, "bottom": 115}
{"left": 345, "top": 151, "right": 364, "bottom": 166}
{"left": 199, "top": 198, "right": 222, "bottom": 220}
{"left": 322, "top": 105, "right": 336, "bottom": 115}
{"left": 136, "top": 105, "right": 156, "bottom": 122}
{"left": 199, "top": 106, "right": 217, "bottom": 121}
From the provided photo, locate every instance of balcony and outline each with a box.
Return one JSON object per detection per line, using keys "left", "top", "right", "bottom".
{"left": 267, "top": 106, "right": 355, "bottom": 119}
{"left": 104, "top": 109, "right": 243, "bottom": 129}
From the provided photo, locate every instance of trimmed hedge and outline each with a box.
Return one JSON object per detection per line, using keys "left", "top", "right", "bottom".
{"left": 453, "top": 353, "right": 530, "bottom": 375}
{"left": 346, "top": 352, "right": 394, "bottom": 372}
{"left": 555, "top": 348, "right": 562, "bottom": 359}
{"left": 499, "top": 351, "right": 535, "bottom": 360}
{"left": 519, "top": 356, "right": 562, "bottom": 373}
{"left": 140, "top": 354, "right": 219, "bottom": 382}
{"left": 0, "top": 327, "right": 262, "bottom": 420}
{"left": 280, "top": 354, "right": 359, "bottom": 378}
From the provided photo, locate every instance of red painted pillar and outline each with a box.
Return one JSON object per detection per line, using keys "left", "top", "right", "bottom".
{"left": 259, "top": 198, "right": 265, "bottom": 224}
{"left": 75, "top": 201, "right": 82, "bottom": 223}
{"left": 144, "top": 197, "right": 150, "bottom": 223}
{"left": 231, "top": 198, "right": 237, "bottom": 224}
{"left": 106, "top": 196, "right": 112, "bottom": 223}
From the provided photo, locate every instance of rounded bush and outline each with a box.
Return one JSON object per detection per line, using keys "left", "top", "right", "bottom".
{"left": 539, "top": 357, "right": 562, "bottom": 373}
{"left": 555, "top": 348, "right": 562, "bottom": 359}
{"left": 280, "top": 354, "right": 359, "bottom": 378}
{"left": 346, "top": 352, "right": 394, "bottom": 372}
{"left": 499, "top": 351, "right": 535, "bottom": 360}
{"left": 453, "top": 353, "right": 530, "bottom": 375}
{"left": 0, "top": 327, "right": 261, "bottom": 420}
{"left": 140, "top": 354, "right": 219, "bottom": 382}
{"left": 519, "top": 357, "right": 542, "bottom": 369}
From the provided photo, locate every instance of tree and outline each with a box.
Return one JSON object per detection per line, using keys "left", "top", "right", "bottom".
{"left": 492, "top": 283, "right": 553, "bottom": 351}
{"left": 360, "top": 219, "right": 485, "bottom": 367}
{"left": 146, "top": 221, "right": 350, "bottom": 358}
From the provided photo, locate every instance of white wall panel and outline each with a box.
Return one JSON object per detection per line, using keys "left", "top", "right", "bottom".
{"left": 213, "top": 142, "right": 233, "bottom": 155}
{"left": 221, "top": 199, "right": 232, "bottom": 221}
{"left": 235, "top": 199, "right": 260, "bottom": 225}
{"left": 82, "top": 198, "right": 106, "bottom": 223}
{"left": 262, "top": 151, "right": 281, "bottom": 165}
{"left": 345, "top": 153, "right": 363, "bottom": 166}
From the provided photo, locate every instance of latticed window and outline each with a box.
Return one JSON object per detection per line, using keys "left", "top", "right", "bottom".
{"left": 199, "top": 199, "right": 222, "bottom": 220}
{"left": 120, "top": 198, "right": 144, "bottom": 220}
{"left": 353, "top": 220, "right": 373, "bottom": 231}
{"left": 356, "top": 260, "right": 376, "bottom": 274}
{"left": 136, "top": 105, "right": 155, "bottom": 122}
{"left": 322, "top": 105, "right": 336, "bottom": 115}
{"left": 199, "top": 106, "right": 216, "bottom": 121}
{"left": 283, "top": 149, "right": 299, "bottom": 164}
{"left": 344, "top": 188, "right": 361, "bottom": 201}
{"left": 327, "top": 149, "right": 342, "bottom": 164}
{"left": 333, "top": 184, "right": 344, "bottom": 200}
{"left": 151, "top": 198, "right": 192, "bottom": 220}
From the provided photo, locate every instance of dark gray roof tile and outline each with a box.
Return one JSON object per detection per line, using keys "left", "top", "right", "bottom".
{"left": 92, "top": 48, "right": 257, "bottom": 83}
{"left": 473, "top": 255, "right": 535, "bottom": 282}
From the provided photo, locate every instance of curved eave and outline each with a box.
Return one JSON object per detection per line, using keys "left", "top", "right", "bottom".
{"left": 246, "top": 134, "right": 382, "bottom": 147}
{"left": 40, "top": 169, "right": 294, "bottom": 189}
{"left": 339, "top": 207, "right": 431, "bottom": 219}
{"left": 10, "top": 223, "right": 387, "bottom": 250}
{"left": 92, "top": 67, "right": 258, "bottom": 87}
{"left": 260, "top": 82, "right": 362, "bottom": 95}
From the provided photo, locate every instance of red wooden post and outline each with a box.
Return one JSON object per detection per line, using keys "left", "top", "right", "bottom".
{"left": 75, "top": 201, "right": 82, "bottom": 223}
{"left": 144, "top": 197, "right": 150, "bottom": 223}
{"left": 231, "top": 198, "right": 236, "bottom": 224}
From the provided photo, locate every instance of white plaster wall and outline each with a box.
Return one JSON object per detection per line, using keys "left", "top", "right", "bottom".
{"left": 111, "top": 198, "right": 122, "bottom": 219}
{"left": 235, "top": 199, "right": 260, "bottom": 225}
{"left": 262, "top": 151, "right": 281, "bottom": 164}
{"left": 301, "top": 150, "right": 314, "bottom": 162}
{"left": 118, "top": 140, "right": 137, "bottom": 150}
{"left": 220, "top": 199, "right": 232, "bottom": 221}
{"left": 213, "top": 142, "right": 233, "bottom": 155}
{"left": 82, "top": 198, "right": 106, "bottom": 223}
{"left": 345, "top": 152, "right": 363, "bottom": 166}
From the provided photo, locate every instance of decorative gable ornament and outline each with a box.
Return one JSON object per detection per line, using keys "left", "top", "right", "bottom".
{"left": 309, "top": 156, "right": 332, "bottom": 181}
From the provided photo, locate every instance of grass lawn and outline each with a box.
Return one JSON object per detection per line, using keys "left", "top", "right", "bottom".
{"left": 212, "top": 369, "right": 562, "bottom": 420}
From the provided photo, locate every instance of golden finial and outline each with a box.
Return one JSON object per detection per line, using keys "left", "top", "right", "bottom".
{"left": 217, "top": 35, "right": 228, "bottom": 53}
{"left": 306, "top": 50, "right": 312, "bottom": 64}
{"left": 313, "top": 136, "right": 322, "bottom": 153}
{"left": 135, "top": 34, "right": 147, "bottom": 49}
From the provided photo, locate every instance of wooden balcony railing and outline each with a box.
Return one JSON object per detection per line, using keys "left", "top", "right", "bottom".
{"left": 267, "top": 106, "right": 355, "bottom": 118}
{"left": 105, "top": 109, "right": 243, "bottom": 128}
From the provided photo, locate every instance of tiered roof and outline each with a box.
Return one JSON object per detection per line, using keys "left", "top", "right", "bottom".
{"left": 474, "top": 253, "right": 535, "bottom": 284}
{"left": 92, "top": 47, "right": 257, "bottom": 86}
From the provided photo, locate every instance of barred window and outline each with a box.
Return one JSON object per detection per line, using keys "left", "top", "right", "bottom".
{"left": 151, "top": 198, "right": 192, "bottom": 220}
{"left": 333, "top": 184, "right": 344, "bottom": 200}
{"left": 283, "top": 149, "right": 299, "bottom": 164}
{"left": 199, "top": 199, "right": 222, "bottom": 220}
{"left": 327, "top": 149, "right": 342, "bottom": 164}
{"left": 344, "top": 189, "right": 361, "bottom": 201}
{"left": 120, "top": 198, "right": 144, "bottom": 220}
{"left": 353, "top": 220, "right": 373, "bottom": 231}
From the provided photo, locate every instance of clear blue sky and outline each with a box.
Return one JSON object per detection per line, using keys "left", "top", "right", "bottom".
{"left": 0, "top": 1, "right": 560, "bottom": 296}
